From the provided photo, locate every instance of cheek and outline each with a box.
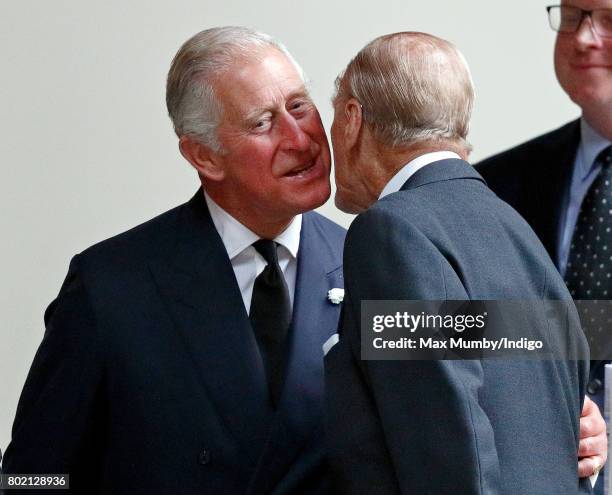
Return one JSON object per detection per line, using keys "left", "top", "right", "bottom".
{"left": 554, "top": 40, "right": 568, "bottom": 71}
{"left": 604, "top": 42, "right": 612, "bottom": 62}
{"left": 554, "top": 41, "right": 574, "bottom": 87}
{"left": 330, "top": 123, "right": 341, "bottom": 159}
{"left": 305, "top": 115, "right": 329, "bottom": 145}
{"left": 334, "top": 160, "right": 348, "bottom": 190}
{"left": 330, "top": 125, "right": 337, "bottom": 146}
{"left": 235, "top": 142, "right": 276, "bottom": 173}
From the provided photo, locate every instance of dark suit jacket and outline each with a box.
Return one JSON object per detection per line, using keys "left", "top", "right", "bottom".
{"left": 475, "top": 122, "right": 606, "bottom": 406}
{"left": 325, "top": 159, "right": 590, "bottom": 494}
{"left": 3, "top": 190, "right": 345, "bottom": 494}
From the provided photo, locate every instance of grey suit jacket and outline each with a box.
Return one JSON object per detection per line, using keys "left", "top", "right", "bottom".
{"left": 325, "top": 159, "right": 590, "bottom": 494}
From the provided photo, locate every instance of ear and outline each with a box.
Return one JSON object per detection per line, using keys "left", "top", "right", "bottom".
{"left": 179, "top": 136, "right": 225, "bottom": 182}
{"left": 343, "top": 98, "right": 363, "bottom": 151}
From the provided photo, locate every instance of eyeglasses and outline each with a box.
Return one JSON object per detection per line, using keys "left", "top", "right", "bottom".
{"left": 547, "top": 5, "right": 612, "bottom": 38}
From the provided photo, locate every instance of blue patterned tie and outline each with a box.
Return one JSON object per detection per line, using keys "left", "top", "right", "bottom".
{"left": 565, "top": 146, "right": 612, "bottom": 300}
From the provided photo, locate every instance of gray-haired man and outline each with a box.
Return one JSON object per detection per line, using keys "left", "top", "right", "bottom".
{"left": 2, "top": 27, "right": 345, "bottom": 494}
{"left": 325, "top": 31, "right": 594, "bottom": 494}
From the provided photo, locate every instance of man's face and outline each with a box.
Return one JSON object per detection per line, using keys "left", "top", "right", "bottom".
{"left": 330, "top": 96, "right": 351, "bottom": 212}
{"left": 554, "top": 0, "right": 612, "bottom": 115}
{"left": 331, "top": 95, "right": 370, "bottom": 214}
{"left": 211, "top": 48, "right": 331, "bottom": 228}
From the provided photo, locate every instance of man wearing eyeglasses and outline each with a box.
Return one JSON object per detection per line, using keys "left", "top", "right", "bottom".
{"left": 476, "top": 2, "right": 612, "bottom": 492}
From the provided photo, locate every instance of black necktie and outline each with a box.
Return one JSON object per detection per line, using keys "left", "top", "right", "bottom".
{"left": 249, "top": 239, "right": 291, "bottom": 408}
{"left": 565, "top": 146, "right": 612, "bottom": 300}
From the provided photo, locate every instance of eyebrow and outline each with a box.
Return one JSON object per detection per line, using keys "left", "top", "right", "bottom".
{"left": 242, "top": 88, "right": 312, "bottom": 123}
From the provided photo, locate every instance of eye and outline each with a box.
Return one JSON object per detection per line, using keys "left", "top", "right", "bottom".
{"left": 252, "top": 117, "right": 272, "bottom": 132}
{"left": 288, "top": 99, "right": 312, "bottom": 117}
{"left": 598, "top": 10, "right": 612, "bottom": 30}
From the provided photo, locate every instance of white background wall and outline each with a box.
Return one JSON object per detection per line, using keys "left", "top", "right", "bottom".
{"left": 0, "top": 0, "right": 580, "bottom": 452}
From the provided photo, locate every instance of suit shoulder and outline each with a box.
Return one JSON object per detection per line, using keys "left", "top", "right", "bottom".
{"left": 475, "top": 120, "right": 579, "bottom": 174}
{"left": 304, "top": 211, "right": 346, "bottom": 250}
{"left": 343, "top": 205, "right": 448, "bottom": 299}
{"left": 346, "top": 202, "right": 422, "bottom": 250}
{"left": 76, "top": 199, "right": 188, "bottom": 271}
{"left": 306, "top": 211, "right": 346, "bottom": 235}
{"left": 368, "top": 190, "right": 437, "bottom": 224}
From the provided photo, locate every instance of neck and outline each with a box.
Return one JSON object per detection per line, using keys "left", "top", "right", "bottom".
{"left": 374, "top": 142, "right": 467, "bottom": 197}
{"left": 346, "top": 130, "right": 468, "bottom": 212}
{"left": 583, "top": 109, "right": 612, "bottom": 141}
{"left": 204, "top": 187, "right": 292, "bottom": 239}
{"left": 242, "top": 218, "right": 292, "bottom": 240}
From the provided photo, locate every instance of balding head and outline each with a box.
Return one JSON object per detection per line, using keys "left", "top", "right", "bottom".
{"left": 331, "top": 32, "right": 475, "bottom": 213}
{"left": 334, "top": 32, "right": 474, "bottom": 152}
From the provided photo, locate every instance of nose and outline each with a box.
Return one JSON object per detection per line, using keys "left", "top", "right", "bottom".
{"left": 278, "top": 113, "right": 311, "bottom": 152}
{"left": 575, "top": 15, "right": 603, "bottom": 47}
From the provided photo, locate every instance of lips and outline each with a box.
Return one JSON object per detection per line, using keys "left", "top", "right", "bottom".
{"left": 285, "top": 162, "right": 314, "bottom": 176}
{"left": 569, "top": 62, "right": 612, "bottom": 69}
{"left": 282, "top": 154, "right": 324, "bottom": 179}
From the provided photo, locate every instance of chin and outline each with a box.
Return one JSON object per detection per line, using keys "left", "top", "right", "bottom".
{"left": 297, "top": 180, "right": 332, "bottom": 213}
{"left": 334, "top": 191, "right": 363, "bottom": 214}
{"left": 570, "top": 89, "right": 610, "bottom": 112}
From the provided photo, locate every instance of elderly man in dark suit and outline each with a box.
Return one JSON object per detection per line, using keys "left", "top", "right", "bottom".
{"left": 2, "top": 27, "right": 345, "bottom": 494}
{"left": 475, "top": 3, "right": 612, "bottom": 490}
{"left": 325, "top": 31, "right": 592, "bottom": 494}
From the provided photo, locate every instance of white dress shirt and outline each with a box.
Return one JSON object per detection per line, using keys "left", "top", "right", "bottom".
{"left": 204, "top": 191, "right": 302, "bottom": 314}
{"left": 379, "top": 151, "right": 461, "bottom": 199}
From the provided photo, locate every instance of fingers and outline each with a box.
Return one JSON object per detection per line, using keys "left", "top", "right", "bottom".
{"left": 579, "top": 433, "right": 607, "bottom": 458}
{"left": 580, "top": 397, "right": 605, "bottom": 439}
{"left": 578, "top": 396, "right": 608, "bottom": 478}
{"left": 582, "top": 395, "right": 595, "bottom": 415}
{"left": 578, "top": 455, "right": 604, "bottom": 479}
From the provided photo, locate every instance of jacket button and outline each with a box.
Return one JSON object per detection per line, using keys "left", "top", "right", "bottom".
{"left": 587, "top": 379, "right": 603, "bottom": 395}
{"left": 198, "top": 449, "right": 211, "bottom": 465}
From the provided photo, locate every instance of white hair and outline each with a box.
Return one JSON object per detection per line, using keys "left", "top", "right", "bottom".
{"left": 335, "top": 32, "right": 474, "bottom": 152}
{"left": 166, "top": 26, "right": 305, "bottom": 152}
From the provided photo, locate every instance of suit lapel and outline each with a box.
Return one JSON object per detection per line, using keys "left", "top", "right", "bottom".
{"left": 247, "top": 213, "right": 344, "bottom": 493}
{"left": 149, "top": 190, "right": 272, "bottom": 464}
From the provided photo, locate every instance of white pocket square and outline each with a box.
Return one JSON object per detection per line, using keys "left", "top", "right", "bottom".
{"left": 323, "top": 333, "right": 340, "bottom": 356}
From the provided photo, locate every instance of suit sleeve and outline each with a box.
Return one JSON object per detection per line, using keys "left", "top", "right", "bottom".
{"left": 326, "top": 208, "right": 501, "bottom": 495}
{"left": 3, "top": 255, "right": 106, "bottom": 493}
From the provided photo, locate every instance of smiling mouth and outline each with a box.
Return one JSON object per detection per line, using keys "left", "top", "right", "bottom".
{"left": 570, "top": 63, "right": 611, "bottom": 69}
{"left": 284, "top": 160, "right": 317, "bottom": 177}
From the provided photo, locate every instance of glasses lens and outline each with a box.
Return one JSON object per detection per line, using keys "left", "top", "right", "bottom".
{"left": 549, "top": 6, "right": 582, "bottom": 32}
{"left": 548, "top": 6, "right": 562, "bottom": 31}
{"left": 594, "top": 10, "right": 612, "bottom": 37}
{"left": 560, "top": 6, "right": 583, "bottom": 32}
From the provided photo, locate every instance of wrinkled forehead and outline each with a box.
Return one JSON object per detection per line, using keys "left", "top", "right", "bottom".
{"left": 216, "top": 49, "right": 309, "bottom": 114}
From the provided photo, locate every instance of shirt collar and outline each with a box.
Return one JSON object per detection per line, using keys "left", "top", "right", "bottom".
{"left": 578, "top": 118, "right": 612, "bottom": 180}
{"left": 379, "top": 151, "right": 461, "bottom": 199}
{"left": 203, "top": 190, "right": 302, "bottom": 260}
{"left": 274, "top": 213, "right": 302, "bottom": 259}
